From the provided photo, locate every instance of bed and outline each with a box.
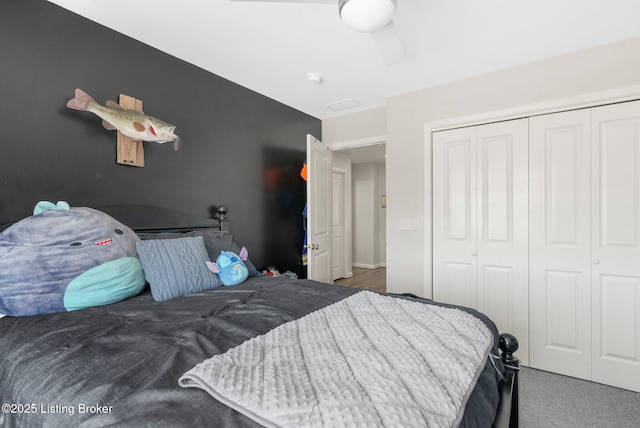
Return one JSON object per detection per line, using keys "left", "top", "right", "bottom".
{"left": 0, "top": 205, "right": 519, "bottom": 428}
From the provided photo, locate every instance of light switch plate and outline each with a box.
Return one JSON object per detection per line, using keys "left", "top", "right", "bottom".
{"left": 400, "top": 218, "right": 417, "bottom": 231}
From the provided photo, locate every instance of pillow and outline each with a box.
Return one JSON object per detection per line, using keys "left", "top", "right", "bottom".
{"left": 200, "top": 233, "right": 260, "bottom": 277}
{"left": 137, "top": 229, "right": 260, "bottom": 276}
{"left": 0, "top": 201, "right": 145, "bottom": 317}
{"left": 136, "top": 236, "right": 222, "bottom": 302}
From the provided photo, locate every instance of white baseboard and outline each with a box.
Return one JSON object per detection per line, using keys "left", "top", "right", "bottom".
{"left": 352, "top": 263, "right": 387, "bottom": 269}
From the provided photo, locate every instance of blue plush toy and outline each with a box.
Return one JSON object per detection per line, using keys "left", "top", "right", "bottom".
{"left": 0, "top": 201, "right": 145, "bottom": 317}
{"left": 206, "top": 247, "right": 249, "bottom": 286}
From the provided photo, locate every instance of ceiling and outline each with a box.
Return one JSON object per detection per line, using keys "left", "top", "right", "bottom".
{"left": 47, "top": 0, "right": 640, "bottom": 120}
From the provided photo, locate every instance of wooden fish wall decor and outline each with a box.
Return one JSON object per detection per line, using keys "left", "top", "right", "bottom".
{"left": 67, "top": 88, "right": 181, "bottom": 167}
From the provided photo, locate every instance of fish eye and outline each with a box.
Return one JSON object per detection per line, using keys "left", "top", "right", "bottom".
{"left": 70, "top": 242, "right": 82, "bottom": 247}
{"left": 231, "top": 256, "right": 238, "bottom": 262}
{"left": 114, "top": 229, "right": 124, "bottom": 235}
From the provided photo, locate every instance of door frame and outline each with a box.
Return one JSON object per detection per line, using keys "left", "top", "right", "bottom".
{"left": 328, "top": 135, "right": 388, "bottom": 280}
{"left": 332, "top": 168, "right": 347, "bottom": 280}
{"left": 424, "top": 83, "right": 640, "bottom": 299}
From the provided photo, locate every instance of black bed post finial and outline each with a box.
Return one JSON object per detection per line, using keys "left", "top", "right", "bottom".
{"left": 498, "top": 333, "right": 519, "bottom": 428}
{"left": 499, "top": 333, "right": 519, "bottom": 368}
{"left": 216, "top": 205, "right": 229, "bottom": 231}
{"left": 217, "top": 205, "right": 229, "bottom": 220}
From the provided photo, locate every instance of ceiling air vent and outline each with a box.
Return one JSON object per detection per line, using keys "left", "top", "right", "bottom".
{"left": 325, "top": 98, "right": 361, "bottom": 112}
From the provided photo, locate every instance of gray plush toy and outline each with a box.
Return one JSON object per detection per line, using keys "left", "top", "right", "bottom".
{"left": 0, "top": 201, "right": 145, "bottom": 317}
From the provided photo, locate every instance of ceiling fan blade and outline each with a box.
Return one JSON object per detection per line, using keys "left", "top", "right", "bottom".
{"left": 231, "top": 0, "right": 405, "bottom": 64}
{"left": 230, "top": 0, "right": 335, "bottom": 4}
{"left": 370, "top": 20, "right": 405, "bottom": 65}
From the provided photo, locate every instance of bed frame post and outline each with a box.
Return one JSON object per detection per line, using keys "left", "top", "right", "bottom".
{"left": 498, "top": 333, "right": 520, "bottom": 428}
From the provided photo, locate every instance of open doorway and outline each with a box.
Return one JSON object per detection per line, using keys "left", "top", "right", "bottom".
{"left": 331, "top": 142, "right": 386, "bottom": 291}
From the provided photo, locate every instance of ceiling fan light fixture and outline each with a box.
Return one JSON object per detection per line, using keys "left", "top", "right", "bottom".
{"left": 339, "top": 0, "right": 397, "bottom": 33}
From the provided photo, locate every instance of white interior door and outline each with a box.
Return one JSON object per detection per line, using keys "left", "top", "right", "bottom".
{"left": 306, "top": 134, "right": 332, "bottom": 283}
{"left": 476, "top": 119, "right": 529, "bottom": 364}
{"left": 529, "top": 109, "right": 592, "bottom": 379}
{"left": 433, "top": 120, "right": 529, "bottom": 363}
{"left": 591, "top": 101, "right": 640, "bottom": 392}
{"left": 433, "top": 126, "right": 478, "bottom": 308}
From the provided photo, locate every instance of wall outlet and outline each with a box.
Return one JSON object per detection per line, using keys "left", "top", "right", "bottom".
{"left": 400, "top": 218, "right": 417, "bottom": 231}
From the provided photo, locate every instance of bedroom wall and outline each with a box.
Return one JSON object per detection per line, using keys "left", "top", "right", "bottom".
{"left": 0, "top": 0, "right": 321, "bottom": 276}
{"left": 321, "top": 106, "right": 387, "bottom": 143}
{"left": 323, "top": 36, "right": 640, "bottom": 297}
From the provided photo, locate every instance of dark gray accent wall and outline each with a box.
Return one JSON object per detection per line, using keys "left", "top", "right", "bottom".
{"left": 0, "top": 0, "right": 319, "bottom": 276}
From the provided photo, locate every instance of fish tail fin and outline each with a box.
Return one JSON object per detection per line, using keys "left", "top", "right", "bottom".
{"left": 66, "top": 88, "right": 95, "bottom": 111}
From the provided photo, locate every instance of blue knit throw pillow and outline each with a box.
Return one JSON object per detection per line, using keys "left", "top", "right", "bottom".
{"left": 136, "top": 236, "right": 222, "bottom": 302}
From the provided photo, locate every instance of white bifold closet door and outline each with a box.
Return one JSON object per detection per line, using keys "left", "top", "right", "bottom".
{"left": 433, "top": 119, "right": 529, "bottom": 365}
{"left": 590, "top": 102, "right": 640, "bottom": 392}
{"left": 529, "top": 109, "right": 592, "bottom": 379}
{"left": 530, "top": 101, "right": 640, "bottom": 392}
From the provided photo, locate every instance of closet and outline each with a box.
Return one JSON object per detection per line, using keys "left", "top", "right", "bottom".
{"left": 432, "top": 119, "right": 530, "bottom": 365}
{"left": 529, "top": 101, "right": 640, "bottom": 392}
{"left": 432, "top": 100, "right": 640, "bottom": 392}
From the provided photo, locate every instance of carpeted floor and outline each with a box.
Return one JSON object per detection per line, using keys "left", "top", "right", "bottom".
{"left": 519, "top": 366, "right": 640, "bottom": 427}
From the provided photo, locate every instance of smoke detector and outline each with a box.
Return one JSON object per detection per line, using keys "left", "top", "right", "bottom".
{"left": 306, "top": 72, "right": 323, "bottom": 85}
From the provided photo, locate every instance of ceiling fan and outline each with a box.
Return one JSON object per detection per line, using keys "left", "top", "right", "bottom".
{"left": 229, "top": 0, "right": 405, "bottom": 64}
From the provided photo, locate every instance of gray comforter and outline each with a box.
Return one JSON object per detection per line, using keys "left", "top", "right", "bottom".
{"left": 0, "top": 277, "right": 503, "bottom": 427}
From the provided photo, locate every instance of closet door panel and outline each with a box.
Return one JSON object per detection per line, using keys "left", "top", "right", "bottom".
{"left": 591, "top": 100, "right": 640, "bottom": 392}
{"left": 479, "top": 265, "right": 513, "bottom": 331}
{"left": 433, "top": 127, "right": 477, "bottom": 308}
{"left": 529, "top": 110, "right": 591, "bottom": 378}
{"left": 476, "top": 119, "right": 529, "bottom": 364}
{"left": 441, "top": 262, "right": 476, "bottom": 306}
{"left": 592, "top": 274, "right": 640, "bottom": 392}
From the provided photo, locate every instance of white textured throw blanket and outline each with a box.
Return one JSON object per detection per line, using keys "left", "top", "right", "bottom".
{"left": 179, "top": 291, "right": 493, "bottom": 428}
